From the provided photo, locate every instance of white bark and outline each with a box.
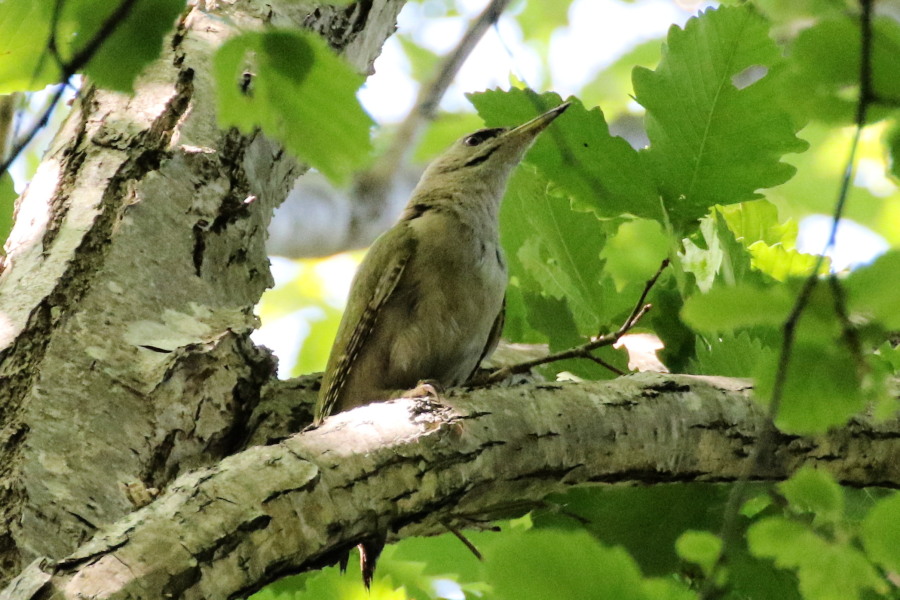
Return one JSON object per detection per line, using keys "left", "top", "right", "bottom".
{"left": 2, "top": 373, "right": 897, "bottom": 600}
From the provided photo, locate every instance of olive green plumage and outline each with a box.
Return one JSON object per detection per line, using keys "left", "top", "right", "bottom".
{"left": 316, "top": 101, "right": 570, "bottom": 426}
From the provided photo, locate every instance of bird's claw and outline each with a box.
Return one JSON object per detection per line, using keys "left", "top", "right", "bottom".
{"left": 401, "top": 379, "right": 444, "bottom": 400}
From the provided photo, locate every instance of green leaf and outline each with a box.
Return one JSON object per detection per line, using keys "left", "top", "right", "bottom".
{"left": 501, "top": 167, "right": 619, "bottom": 336}
{"left": 214, "top": 30, "right": 373, "bottom": 184}
{"left": 741, "top": 494, "right": 772, "bottom": 519}
{"left": 0, "top": 172, "right": 15, "bottom": 248}
{"left": 516, "top": 0, "right": 574, "bottom": 46}
{"left": 581, "top": 38, "right": 662, "bottom": 116}
{"left": 470, "top": 89, "right": 662, "bottom": 221}
{"left": 600, "top": 219, "right": 669, "bottom": 291}
{"left": 754, "top": 341, "right": 865, "bottom": 434}
{"left": 292, "top": 304, "right": 342, "bottom": 377}
{"left": 486, "top": 529, "right": 649, "bottom": 600}
{"left": 845, "top": 250, "right": 900, "bottom": 330}
{"left": 861, "top": 492, "right": 900, "bottom": 574}
{"left": 888, "top": 120, "right": 900, "bottom": 180}
{"left": 413, "top": 111, "right": 484, "bottom": 162}
{"left": 748, "top": 517, "right": 887, "bottom": 600}
{"left": 778, "top": 467, "right": 844, "bottom": 523}
{"left": 633, "top": 5, "right": 808, "bottom": 225}
{"left": 519, "top": 290, "right": 581, "bottom": 351}
{"left": 66, "top": 0, "right": 184, "bottom": 92}
{"left": 689, "top": 331, "right": 776, "bottom": 378}
{"left": 675, "top": 530, "right": 722, "bottom": 574}
{"left": 396, "top": 35, "right": 440, "bottom": 84}
{"left": 535, "top": 484, "right": 736, "bottom": 576}
{"left": 718, "top": 199, "right": 798, "bottom": 248}
{"left": 0, "top": 0, "right": 57, "bottom": 92}
{"left": 784, "top": 17, "right": 900, "bottom": 124}
{"left": 681, "top": 282, "right": 793, "bottom": 334}
{"left": 680, "top": 212, "right": 759, "bottom": 294}
{"left": 640, "top": 579, "right": 696, "bottom": 600}
{"left": 747, "top": 241, "right": 826, "bottom": 282}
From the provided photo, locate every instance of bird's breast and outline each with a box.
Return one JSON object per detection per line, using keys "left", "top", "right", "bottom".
{"left": 387, "top": 213, "right": 506, "bottom": 385}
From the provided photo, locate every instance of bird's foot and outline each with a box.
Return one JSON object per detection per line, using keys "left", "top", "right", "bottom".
{"left": 401, "top": 379, "right": 445, "bottom": 400}
{"left": 403, "top": 381, "right": 460, "bottom": 434}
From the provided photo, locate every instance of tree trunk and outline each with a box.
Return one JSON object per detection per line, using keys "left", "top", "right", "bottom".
{"left": 0, "top": 0, "right": 405, "bottom": 585}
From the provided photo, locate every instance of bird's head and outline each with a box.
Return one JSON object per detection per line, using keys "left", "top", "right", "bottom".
{"left": 418, "top": 101, "right": 571, "bottom": 197}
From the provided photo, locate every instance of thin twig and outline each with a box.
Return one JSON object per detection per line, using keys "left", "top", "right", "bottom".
{"left": 583, "top": 353, "right": 626, "bottom": 376}
{"left": 440, "top": 520, "right": 483, "bottom": 561}
{"left": 480, "top": 259, "right": 669, "bottom": 384}
{"left": 0, "top": 0, "right": 140, "bottom": 175}
{"left": 358, "top": 0, "right": 513, "bottom": 190}
{"left": 699, "top": 1, "right": 874, "bottom": 597}
{"left": 829, "top": 274, "right": 867, "bottom": 377}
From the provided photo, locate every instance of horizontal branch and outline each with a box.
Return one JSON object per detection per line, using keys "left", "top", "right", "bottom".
{"left": 4, "top": 373, "right": 898, "bottom": 600}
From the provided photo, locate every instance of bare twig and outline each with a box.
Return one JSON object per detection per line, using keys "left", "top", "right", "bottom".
{"left": 355, "top": 0, "right": 513, "bottom": 201}
{"left": 700, "top": 1, "right": 875, "bottom": 597}
{"left": 479, "top": 259, "right": 669, "bottom": 384}
{"left": 383, "top": 0, "right": 511, "bottom": 170}
{"left": 584, "top": 353, "right": 626, "bottom": 376}
{"left": 0, "top": 0, "right": 140, "bottom": 175}
{"left": 440, "top": 520, "right": 483, "bottom": 561}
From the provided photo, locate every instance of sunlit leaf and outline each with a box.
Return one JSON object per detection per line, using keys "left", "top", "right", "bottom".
{"left": 633, "top": 5, "right": 808, "bottom": 225}
{"left": 718, "top": 199, "right": 798, "bottom": 248}
{"left": 675, "top": 530, "right": 722, "bottom": 574}
{"left": 681, "top": 282, "right": 793, "bottom": 333}
{"left": 486, "top": 529, "right": 649, "bottom": 600}
{"left": 0, "top": 173, "right": 15, "bottom": 248}
{"left": 861, "top": 492, "right": 900, "bottom": 574}
{"left": 748, "top": 517, "right": 887, "bottom": 600}
{"left": 747, "top": 242, "right": 825, "bottom": 281}
{"left": 214, "top": 30, "right": 373, "bottom": 184}
{"left": 845, "top": 250, "right": 900, "bottom": 329}
{"left": 754, "top": 342, "right": 865, "bottom": 434}
{"left": 778, "top": 467, "right": 844, "bottom": 523}
{"left": 0, "top": 0, "right": 57, "bottom": 92}
{"left": 600, "top": 219, "right": 669, "bottom": 291}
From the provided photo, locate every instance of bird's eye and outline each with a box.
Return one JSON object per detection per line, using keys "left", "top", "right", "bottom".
{"left": 463, "top": 128, "right": 504, "bottom": 147}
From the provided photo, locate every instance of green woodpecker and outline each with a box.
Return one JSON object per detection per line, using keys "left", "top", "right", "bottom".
{"left": 315, "top": 100, "right": 569, "bottom": 587}
{"left": 316, "top": 101, "right": 569, "bottom": 426}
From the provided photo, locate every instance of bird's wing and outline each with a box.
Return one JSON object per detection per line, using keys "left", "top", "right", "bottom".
{"left": 469, "top": 294, "right": 505, "bottom": 381}
{"left": 315, "top": 225, "right": 417, "bottom": 424}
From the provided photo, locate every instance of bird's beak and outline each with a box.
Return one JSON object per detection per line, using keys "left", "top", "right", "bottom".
{"left": 505, "top": 101, "right": 571, "bottom": 145}
{"left": 494, "top": 101, "right": 570, "bottom": 162}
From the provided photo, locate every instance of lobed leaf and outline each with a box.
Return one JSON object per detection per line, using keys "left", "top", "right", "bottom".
{"left": 470, "top": 88, "right": 662, "bottom": 221}
{"left": 633, "top": 6, "right": 808, "bottom": 226}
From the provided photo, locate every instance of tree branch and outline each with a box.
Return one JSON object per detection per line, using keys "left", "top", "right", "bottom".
{"left": 480, "top": 259, "right": 669, "bottom": 382}
{"left": 4, "top": 374, "right": 897, "bottom": 600}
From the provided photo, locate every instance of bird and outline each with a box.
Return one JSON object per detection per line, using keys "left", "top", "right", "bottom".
{"left": 314, "top": 99, "right": 570, "bottom": 587}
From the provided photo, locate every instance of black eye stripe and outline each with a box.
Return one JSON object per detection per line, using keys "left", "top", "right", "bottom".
{"left": 464, "top": 146, "right": 498, "bottom": 167}
{"left": 464, "top": 128, "right": 505, "bottom": 146}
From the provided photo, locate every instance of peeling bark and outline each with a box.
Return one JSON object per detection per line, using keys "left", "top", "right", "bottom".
{"left": 0, "top": 0, "right": 405, "bottom": 584}
{"left": 2, "top": 373, "right": 898, "bottom": 600}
